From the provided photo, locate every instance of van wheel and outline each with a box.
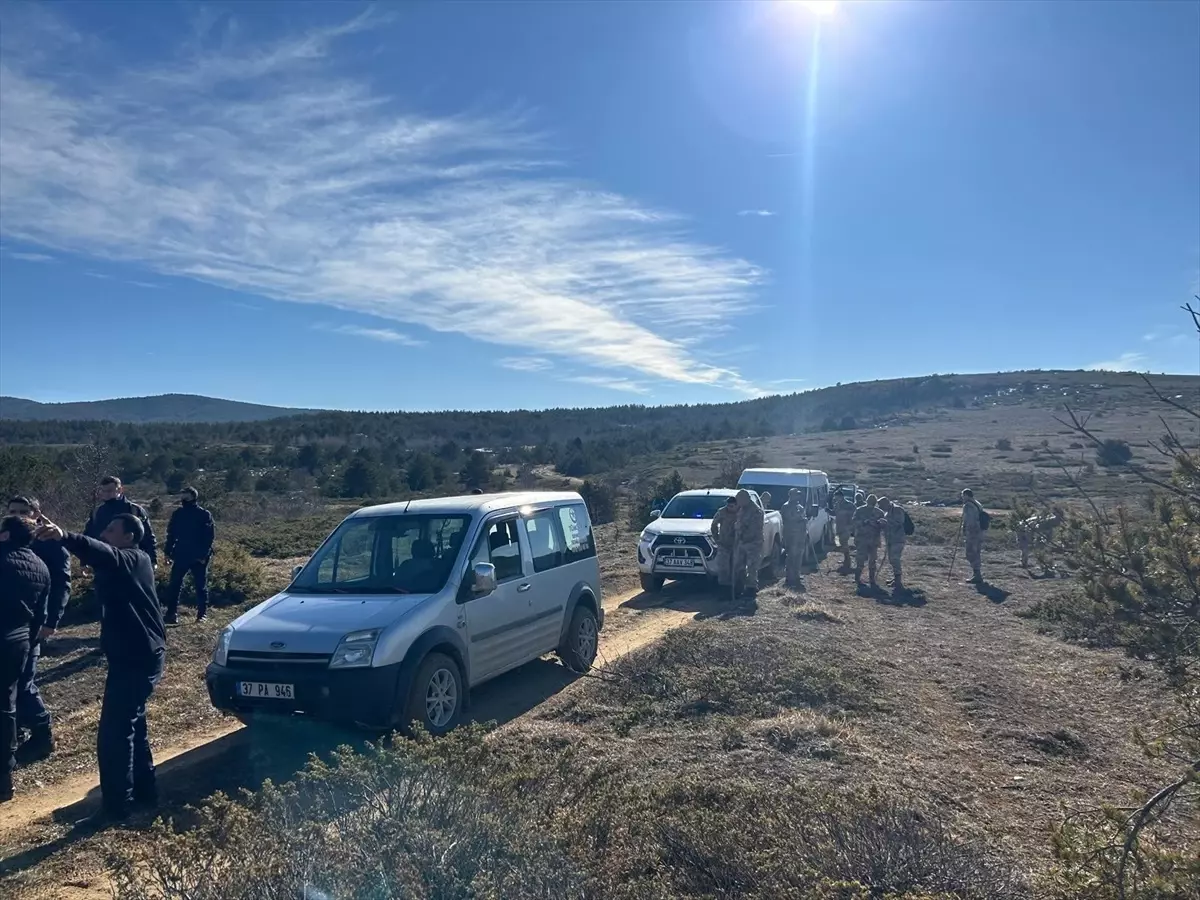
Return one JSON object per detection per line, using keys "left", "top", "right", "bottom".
{"left": 404, "top": 653, "right": 462, "bottom": 736}
{"left": 558, "top": 605, "right": 599, "bottom": 672}
{"left": 640, "top": 573, "right": 665, "bottom": 593}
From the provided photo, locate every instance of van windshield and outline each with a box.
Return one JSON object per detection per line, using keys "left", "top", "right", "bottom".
{"left": 291, "top": 514, "right": 471, "bottom": 595}
{"left": 660, "top": 495, "right": 729, "bottom": 519}
{"left": 740, "top": 485, "right": 805, "bottom": 510}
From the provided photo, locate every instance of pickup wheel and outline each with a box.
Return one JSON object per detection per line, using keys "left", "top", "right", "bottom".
{"left": 403, "top": 652, "right": 463, "bottom": 737}
{"left": 558, "top": 604, "right": 599, "bottom": 673}
{"left": 640, "top": 573, "right": 665, "bottom": 593}
{"left": 765, "top": 537, "right": 783, "bottom": 578}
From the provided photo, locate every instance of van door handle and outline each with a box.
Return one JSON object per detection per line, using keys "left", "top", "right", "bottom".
{"left": 517, "top": 583, "right": 531, "bottom": 593}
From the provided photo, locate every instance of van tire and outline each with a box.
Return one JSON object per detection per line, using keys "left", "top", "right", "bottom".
{"left": 558, "top": 605, "right": 599, "bottom": 673}
{"left": 640, "top": 573, "right": 665, "bottom": 593}
{"left": 403, "top": 652, "right": 463, "bottom": 737}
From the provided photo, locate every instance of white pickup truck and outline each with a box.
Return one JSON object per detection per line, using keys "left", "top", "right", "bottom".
{"left": 636, "top": 489, "right": 784, "bottom": 593}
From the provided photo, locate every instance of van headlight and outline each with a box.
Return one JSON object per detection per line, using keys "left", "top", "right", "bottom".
{"left": 329, "top": 629, "right": 380, "bottom": 669}
{"left": 213, "top": 626, "right": 233, "bottom": 667}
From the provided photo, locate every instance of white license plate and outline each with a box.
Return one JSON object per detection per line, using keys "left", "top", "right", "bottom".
{"left": 237, "top": 681, "right": 295, "bottom": 700}
{"left": 660, "top": 557, "right": 698, "bottom": 568}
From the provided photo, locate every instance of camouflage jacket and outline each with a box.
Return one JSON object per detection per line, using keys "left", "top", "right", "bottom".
{"left": 852, "top": 504, "right": 886, "bottom": 542}
{"left": 735, "top": 503, "right": 765, "bottom": 547}
{"left": 779, "top": 499, "right": 807, "bottom": 541}
{"left": 883, "top": 506, "right": 907, "bottom": 545}
{"left": 710, "top": 506, "right": 737, "bottom": 549}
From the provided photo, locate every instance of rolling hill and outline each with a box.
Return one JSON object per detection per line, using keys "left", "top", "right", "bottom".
{"left": 0, "top": 393, "right": 313, "bottom": 424}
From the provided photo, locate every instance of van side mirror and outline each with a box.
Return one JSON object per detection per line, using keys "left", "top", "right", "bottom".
{"left": 471, "top": 562, "right": 497, "bottom": 596}
{"left": 808, "top": 505, "right": 820, "bottom": 518}
{"left": 649, "top": 509, "right": 662, "bottom": 520}
{"left": 290, "top": 565, "right": 303, "bottom": 581}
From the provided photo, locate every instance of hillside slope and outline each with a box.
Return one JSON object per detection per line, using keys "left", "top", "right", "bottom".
{"left": 0, "top": 393, "right": 313, "bottom": 424}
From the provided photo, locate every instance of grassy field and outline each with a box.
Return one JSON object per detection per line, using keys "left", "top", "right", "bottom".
{"left": 0, "top": 377, "right": 1195, "bottom": 898}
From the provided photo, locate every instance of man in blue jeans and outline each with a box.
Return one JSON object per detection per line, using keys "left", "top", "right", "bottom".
{"left": 163, "top": 487, "right": 215, "bottom": 624}
{"left": 36, "top": 513, "right": 166, "bottom": 826}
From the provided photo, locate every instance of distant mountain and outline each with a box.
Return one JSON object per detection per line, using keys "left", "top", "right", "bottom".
{"left": 0, "top": 393, "right": 315, "bottom": 424}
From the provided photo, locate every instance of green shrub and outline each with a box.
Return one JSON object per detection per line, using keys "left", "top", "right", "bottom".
{"left": 996, "top": 438, "right": 1013, "bottom": 451}
{"left": 223, "top": 511, "right": 345, "bottom": 558}
{"left": 1095, "top": 438, "right": 1133, "bottom": 467}
{"left": 155, "top": 543, "right": 270, "bottom": 608}
{"left": 579, "top": 479, "right": 616, "bottom": 525}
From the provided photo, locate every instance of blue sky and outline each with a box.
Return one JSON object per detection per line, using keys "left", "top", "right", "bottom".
{"left": 0, "top": 0, "right": 1196, "bottom": 412}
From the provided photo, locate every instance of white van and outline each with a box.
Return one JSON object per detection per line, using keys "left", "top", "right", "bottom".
{"left": 206, "top": 492, "right": 602, "bottom": 735}
{"left": 736, "top": 468, "right": 834, "bottom": 555}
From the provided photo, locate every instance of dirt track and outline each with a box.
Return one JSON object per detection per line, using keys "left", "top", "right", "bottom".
{"left": 0, "top": 581, "right": 716, "bottom": 842}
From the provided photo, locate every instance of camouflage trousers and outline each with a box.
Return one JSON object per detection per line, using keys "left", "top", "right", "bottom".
{"left": 836, "top": 516, "right": 853, "bottom": 561}
{"left": 887, "top": 540, "right": 905, "bottom": 588}
{"left": 784, "top": 533, "right": 807, "bottom": 585}
{"left": 855, "top": 539, "right": 880, "bottom": 583}
{"left": 732, "top": 541, "right": 762, "bottom": 596}
{"left": 965, "top": 531, "right": 982, "bottom": 572}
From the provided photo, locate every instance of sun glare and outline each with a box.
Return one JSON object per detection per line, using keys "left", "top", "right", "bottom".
{"left": 797, "top": 0, "right": 838, "bottom": 18}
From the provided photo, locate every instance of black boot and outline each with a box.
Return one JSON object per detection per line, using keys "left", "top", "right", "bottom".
{"left": 16, "top": 725, "right": 55, "bottom": 766}
{"left": 0, "top": 776, "right": 12, "bottom": 803}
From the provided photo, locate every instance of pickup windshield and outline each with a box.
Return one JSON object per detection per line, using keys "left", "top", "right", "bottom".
{"left": 291, "top": 514, "right": 471, "bottom": 595}
{"left": 660, "top": 495, "right": 730, "bottom": 519}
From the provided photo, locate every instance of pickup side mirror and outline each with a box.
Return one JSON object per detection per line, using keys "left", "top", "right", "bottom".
{"left": 471, "top": 562, "right": 497, "bottom": 596}
{"left": 649, "top": 509, "right": 662, "bottom": 520}
{"left": 290, "top": 564, "right": 303, "bottom": 581}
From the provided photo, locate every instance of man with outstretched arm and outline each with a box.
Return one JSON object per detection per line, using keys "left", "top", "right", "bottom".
{"left": 6, "top": 496, "right": 71, "bottom": 765}
{"left": 36, "top": 513, "right": 166, "bottom": 827}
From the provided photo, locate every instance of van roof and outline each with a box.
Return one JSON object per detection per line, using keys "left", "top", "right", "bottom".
{"left": 349, "top": 491, "right": 584, "bottom": 518}
{"left": 739, "top": 468, "right": 828, "bottom": 480}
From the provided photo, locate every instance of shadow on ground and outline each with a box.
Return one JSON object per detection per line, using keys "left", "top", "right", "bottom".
{"left": 0, "top": 655, "right": 589, "bottom": 873}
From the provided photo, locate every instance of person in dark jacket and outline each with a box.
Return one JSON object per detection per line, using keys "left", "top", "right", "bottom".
{"left": 0, "top": 515, "right": 50, "bottom": 802}
{"left": 84, "top": 476, "right": 157, "bottom": 566}
{"left": 36, "top": 513, "right": 166, "bottom": 825}
{"left": 163, "top": 487, "right": 215, "bottom": 624}
{"left": 6, "top": 497, "right": 71, "bottom": 764}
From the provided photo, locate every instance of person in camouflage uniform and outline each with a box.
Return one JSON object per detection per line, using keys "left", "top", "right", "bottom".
{"left": 852, "top": 494, "right": 887, "bottom": 588}
{"left": 710, "top": 496, "right": 738, "bottom": 590}
{"left": 961, "top": 489, "right": 984, "bottom": 584}
{"left": 1017, "top": 512, "right": 1060, "bottom": 571}
{"left": 833, "top": 489, "right": 856, "bottom": 570}
{"left": 878, "top": 497, "right": 908, "bottom": 593}
{"left": 779, "top": 488, "right": 808, "bottom": 588}
{"left": 732, "top": 490, "right": 764, "bottom": 600}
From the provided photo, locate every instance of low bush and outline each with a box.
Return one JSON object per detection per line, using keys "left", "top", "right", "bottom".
{"left": 109, "top": 726, "right": 1029, "bottom": 900}
{"left": 222, "top": 511, "right": 346, "bottom": 558}
{"left": 996, "top": 438, "right": 1014, "bottom": 451}
{"left": 1095, "top": 438, "right": 1133, "bottom": 467}
{"left": 155, "top": 542, "right": 271, "bottom": 608}
{"left": 579, "top": 479, "right": 617, "bottom": 525}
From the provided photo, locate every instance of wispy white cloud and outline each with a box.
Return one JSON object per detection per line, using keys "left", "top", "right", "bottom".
{"left": 83, "top": 271, "right": 111, "bottom": 280}
{"left": 737, "top": 209, "right": 776, "bottom": 217}
{"left": 0, "top": 7, "right": 763, "bottom": 395}
{"left": 1142, "top": 331, "right": 1161, "bottom": 342}
{"left": 315, "top": 323, "right": 425, "bottom": 346}
{"left": 5, "top": 250, "right": 55, "bottom": 262}
{"left": 567, "top": 374, "right": 650, "bottom": 394}
{"left": 1085, "top": 351, "right": 1148, "bottom": 372}
{"left": 766, "top": 378, "right": 807, "bottom": 387}
{"left": 498, "top": 357, "right": 552, "bottom": 373}
{"left": 129, "top": 280, "right": 161, "bottom": 289}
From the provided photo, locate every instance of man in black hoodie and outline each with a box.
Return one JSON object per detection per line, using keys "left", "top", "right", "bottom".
{"left": 163, "top": 487, "right": 215, "bottom": 624}
{"left": 36, "top": 513, "right": 166, "bottom": 825}
{"left": 84, "top": 476, "right": 157, "bottom": 566}
{"left": 6, "top": 497, "right": 71, "bottom": 764}
{"left": 0, "top": 515, "right": 50, "bottom": 802}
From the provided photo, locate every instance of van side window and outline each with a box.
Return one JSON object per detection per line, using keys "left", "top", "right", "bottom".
{"left": 522, "top": 510, "right": 563, "bottom": 573}
{"left": 557, "top": 503, "right": 596, "bottom": 564}
{"left": 473, "top": 519, "right": 524, "bottom": 583}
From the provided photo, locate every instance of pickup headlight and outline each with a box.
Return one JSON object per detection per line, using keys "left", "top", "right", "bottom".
{"left": 639, "top": 529, "right": 653, "bottom": 542}
{"left": 329, "top": 629, "right": 380, "bottom": 669}
{"left": 212, "top": 626, "right": 232, "bottom": 667}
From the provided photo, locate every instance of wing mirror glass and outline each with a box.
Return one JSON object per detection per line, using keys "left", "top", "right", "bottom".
{"left": 649, "top": 509, "right": 662, "bottom": 520}
{"left": 472, "top": 562, "right": 497, "bottom": 595}
{"left": 290, "top": 564, "right": 303, "bottom": 580}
